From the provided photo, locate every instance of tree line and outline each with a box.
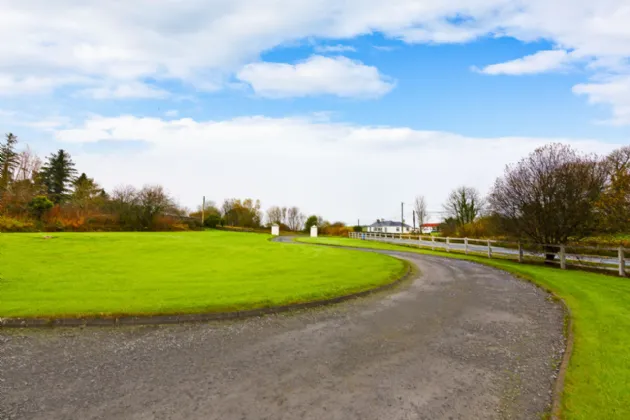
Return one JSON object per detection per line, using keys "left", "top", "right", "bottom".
{"left": 414, "top": 143, "right": 630, "bottom": 251}
{"left": 0, "top": 133, "right": 196, "bottom": 232}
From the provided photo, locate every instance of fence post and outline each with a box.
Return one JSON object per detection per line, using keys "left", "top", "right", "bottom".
{"left": 518, "top": 241, "right": 524, "bottom": 263}
{"left": 431, "top": 236, "right": 435, "bottom": 251}
{"left": 487, "top": 240, "right": 492, "bottom": 258}
{"left": 446, "top": 237, "right": 450, "bottom": 252}
{"left": 464, "top": 238, "right": 468, "bottom": 255}
{"left": 619, "top": 247, "right": 626, "bottom": 277}
{"left": 560, "top": 245, "right": 566, "bottom": 270}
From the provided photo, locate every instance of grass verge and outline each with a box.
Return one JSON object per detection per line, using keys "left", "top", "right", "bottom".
{"left": 297, "top": 236, "right": 630, "bottom": 420}
{"left": 0, "top": 231, "right": 405, "bottom": 319}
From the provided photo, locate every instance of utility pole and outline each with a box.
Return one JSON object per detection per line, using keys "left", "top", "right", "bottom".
{"left": 201, "top": 196, "right": 205, "bottom": 226}
{"left": 412, "top": 210, "right": 416, "bottom": 231}
{"left": 401, "top": 202, "right": 404, "bottom": 237}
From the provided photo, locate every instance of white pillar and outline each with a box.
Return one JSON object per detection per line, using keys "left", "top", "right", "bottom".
{"left": 310, "top": 225, "right": 318, "bottom": 238}
{"left": 431, "top": 236, "right": 435, "bottom": 251}
{"left": 446, "top": 237, "right": 450, "bottom": 252}
{"left": 271, "top": 225, "right": 280, "bottom": 236}
{"left": 464, "top": 238, "right": 468, "bottom": 255}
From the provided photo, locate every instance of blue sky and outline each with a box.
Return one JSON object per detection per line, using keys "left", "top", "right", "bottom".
{"left": 1, "top": 1, "right": 629, "bottom": 223}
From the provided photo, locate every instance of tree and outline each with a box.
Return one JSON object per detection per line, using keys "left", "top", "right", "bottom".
{"left": 413, "top": 195, "right": 428, "bottom": 230}
{"left": 28, "top": 195, "right": 54, "bottom": 220}
{"left": 14, "top": 146, "right": 42, "bottom": 182}
{"left": 597, "top": 146, "right": 630, "bottom": 233}
{"left": 304, "top": 215, "right": 319, "bottom": 232}
{"left": 0, "top": 133, "right": 19, "bottom": 196}
{"left": 287, "top": 206, "right": 306, "bottom": 231}
{"left": 72, "top": 173, "right": 104, "bottom": 211}
{"left": 489, "top": 143, "right": 606, "bottom": 260}
{"left": 443, "top": 186, "right": 483, "bottom": 226}
{"left": 39, "top": 149, "right": 77, "bottom": 204}
{"left": 266, "top": 206, "right": 283, "bottom": 226}
{"left": 136, "top": 185, "right": 174, "bottom": 230}
{"left": 221, "top": 198, "right": 262, "bottom": 227}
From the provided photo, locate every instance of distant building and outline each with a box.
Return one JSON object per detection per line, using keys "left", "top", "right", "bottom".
{"left": 421, "top": 223, "right": 440, "bottom": 234}
{"left": 367, "top": 220, "right": 412, "bottom": 234}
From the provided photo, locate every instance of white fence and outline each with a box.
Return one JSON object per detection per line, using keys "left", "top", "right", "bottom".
{"left": 348, "top": 232, "right": 628, "bottom": 277}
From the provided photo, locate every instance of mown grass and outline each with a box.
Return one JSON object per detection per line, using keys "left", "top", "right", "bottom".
{"left": 298, "top": 236, "right": 630, "bottom": 420}
{"left": 0, "top": 231, "right": 405, "bottom": 318}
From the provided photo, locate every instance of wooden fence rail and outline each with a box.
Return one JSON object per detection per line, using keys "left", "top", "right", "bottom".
{"left": 348, "top": 232, "right": 629, "bottom": 277}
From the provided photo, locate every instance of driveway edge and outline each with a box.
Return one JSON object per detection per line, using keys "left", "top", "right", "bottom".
{"left": 0, "top": 259, "right": 413, "bottom": 328}
{"left": 294, "top": 238, "right": 573, "bottom": 420}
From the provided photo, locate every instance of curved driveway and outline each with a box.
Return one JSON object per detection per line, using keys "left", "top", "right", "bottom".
{"left": 0, "top": 245, "right": 565, "bottom": 420}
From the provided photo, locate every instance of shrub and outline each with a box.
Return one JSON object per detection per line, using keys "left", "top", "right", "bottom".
{"left": 28, "top": 196, "right": 53, "bottom": 220}
{"left": 204, "top": 214, "right": 222, "bottom": 228}
{"left": 0, "top": 215, "right": 36, "bottom": 232}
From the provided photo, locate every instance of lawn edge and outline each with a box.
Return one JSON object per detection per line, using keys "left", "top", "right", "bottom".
{"left": 0, "top": 259, "right": 413, "bottom": 329}
{"left": 295, "top": 238, "right": 574, "bottom": 420}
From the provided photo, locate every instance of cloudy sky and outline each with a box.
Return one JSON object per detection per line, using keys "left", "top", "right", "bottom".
{"left": 2, "top": 0, "right": 629, "bottom": 224}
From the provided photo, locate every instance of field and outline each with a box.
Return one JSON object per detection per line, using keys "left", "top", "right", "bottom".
{"left": 298, "top": 236, "right": 630, "bottom": 420}
{"left": 0, "top": 231, "right": 405, "bottom": 318}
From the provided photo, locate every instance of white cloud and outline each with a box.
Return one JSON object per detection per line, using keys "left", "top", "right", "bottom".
{"left": 314, "top": 44, "right": 356, "bottom": 53}
{"left": 2, "top": 1, "right": 630, "bottom": 119}
{"left": 78, "top": 82, "right": 170, "bottom": 99}
{"left": 573, "top": 75, "right": 630, "bottom": 125}
{"left": 52, "top": 114, "right": 623, "bottom": 223}
{"left": 237, "top": 55, "right": 395, "bottom": 98}
{"left": 476, "top": 50, "right": 574, "bottom": 75}
{"left": 164, "top": 110, "right": 179, "bottom": 117}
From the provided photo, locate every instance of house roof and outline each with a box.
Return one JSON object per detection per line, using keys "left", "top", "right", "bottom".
{"left": 421, "top": 223, "right": 441, "bottom": 228}
{"left": 369, "top": 220, "right": 411, "bottom": 228}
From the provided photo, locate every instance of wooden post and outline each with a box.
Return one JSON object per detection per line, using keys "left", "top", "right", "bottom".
{"left": 560, "top": 245, "right": 567, "bottom": 270}
{"left": 518, "top": 241, "right": 524, "bottom": 263}
{"left": 464, "top": 238, "right": 468, "bottom": 255}
{"left": 446, "top": 237, "right": 450, "bottom": 252}
{"left": 201, "top": 196, "right": 205, "bottom": 226}
{"left": 431, "top": 236, "right": 435, "bottom": 251}
{"left": 487, "top": 240, "right": 492, "bottom": 258}
{"left": 619, "top": 246, "right": 626, "bottom": 277}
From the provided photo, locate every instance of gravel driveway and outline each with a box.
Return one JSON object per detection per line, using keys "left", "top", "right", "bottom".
{"left": 0, "top": 248, "right": 565, "bottom": 420}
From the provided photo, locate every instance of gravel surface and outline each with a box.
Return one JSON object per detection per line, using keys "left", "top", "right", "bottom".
{"left": 0, "top": 249, "right": 565, "bottom": 420}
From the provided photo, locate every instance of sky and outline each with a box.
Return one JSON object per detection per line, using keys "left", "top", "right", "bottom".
{"left": 1, "top": 0, "right": 629, "bottom": 224}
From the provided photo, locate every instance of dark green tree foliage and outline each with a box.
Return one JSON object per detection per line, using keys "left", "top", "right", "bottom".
{"left": 39, "top": 149, "right": 77, "bottom": 203}
{"left": 0, "top": 133, "right": 19, "bottom": 195}
{"left": 304, "top": 215, "right": 319, "bottom": 232}
{"left": 28, "top": 195, "right": 54, "bottom": 220}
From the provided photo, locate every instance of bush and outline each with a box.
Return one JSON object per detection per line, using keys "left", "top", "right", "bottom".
{"left": 204, "top": 214, "right": 222, "bottom": 228}
{"left": 28, "top": 196, "right": 53, "bottom": 220}
{"left": 0, "top": 216, "right": 36, "bottom": 232}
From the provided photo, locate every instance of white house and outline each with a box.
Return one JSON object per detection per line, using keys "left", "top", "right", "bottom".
{"left": 367, "top": 220, "right": 412, "bottom": 234}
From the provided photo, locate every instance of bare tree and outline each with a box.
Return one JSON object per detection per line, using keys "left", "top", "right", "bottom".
{"left": 136, "top": 185, "right": 174, "bottom": 229}
{"left": 14, "top": 146, "right": 42, "bottom": 182}
{"left": 597, "top": 145, "right": 630, "bottom": 233}
{"left": 489, "top": 143, "right": 606, "bottom": 259}
{"left": 287, "top": 206, "right": 306, "bottom": 231}
{"left": 413, "top": 195, "right": 428, "bottom": 229}
{"left": 443, "top": 186, "right": 483, "bottom": 226}
{"left": 266, "top": 205, "right": 283, "bottom": 225}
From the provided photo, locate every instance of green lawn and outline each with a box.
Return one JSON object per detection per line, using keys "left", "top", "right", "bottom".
{"left": 298, "top": 236, "right": 630, "bottom": 420}
{"left": 0, "top": 231, "right": 405, "bottom": 318}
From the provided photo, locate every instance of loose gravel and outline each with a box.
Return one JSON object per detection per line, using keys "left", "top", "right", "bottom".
{"left": 0, "top": 251, "right": 565, "bottom": 420}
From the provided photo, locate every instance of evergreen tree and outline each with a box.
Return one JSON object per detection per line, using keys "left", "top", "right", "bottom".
{"left": 39, "top": 149, "right": 77, "bottom": 204}
{"left": 0, "top": 133, "right": 19, "bottom": 195}
{"left": 72, "top": 173, "right": 103, "bottom": 210}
